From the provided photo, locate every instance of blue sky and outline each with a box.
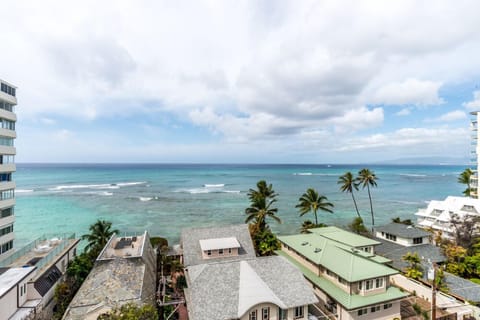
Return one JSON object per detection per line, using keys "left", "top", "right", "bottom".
{"left": 2, "top": 0, "right": 480, "bottom": 163}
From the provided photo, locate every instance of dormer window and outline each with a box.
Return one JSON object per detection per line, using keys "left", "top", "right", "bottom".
{"left": 199, "top": 237, "right": 241, "bottom": 259}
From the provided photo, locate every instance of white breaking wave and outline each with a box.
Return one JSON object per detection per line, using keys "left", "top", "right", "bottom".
{"left": 178, "top": 188, "right": 241, "bottom": 194}
{"left": 203, "top": 184, "right": 225, "bottom": 187}
{"left": 117, "top": 181, "right": 147, "bottom": 187}
{"left": 16, "top": 189, "right": 34, "bottom": 193}
{"left": 49, "top": 181, "right": 146, "bottom": 191}
{"left": 139, "top": 197, "right": 153, "bottom": 201}
{"left": 293, "top": 172, "right": 313, "bottom": 176}
{"left": 399, "top": 174, "right": 427, "bottom": 177}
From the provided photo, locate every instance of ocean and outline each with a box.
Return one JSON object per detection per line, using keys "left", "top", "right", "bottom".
{"left": 13, "top": 163, "right": 466, "bottom": 247}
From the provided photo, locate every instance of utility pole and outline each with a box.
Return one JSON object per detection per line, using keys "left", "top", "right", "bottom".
{"left": 431, "top": 262, "right": 437, "bottom": 320}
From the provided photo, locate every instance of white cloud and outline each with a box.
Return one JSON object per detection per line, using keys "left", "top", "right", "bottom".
{"left": 464, "top": 90, "right": 480, "bottom": 110}
{"left": 2, "top": 0, "right": 480, "bottom": 161}
{"left": 396, "top": 108, "right": 412, "bottom": 116}
{"left": 424, "top": 110, "right": 467, "bottom": 123}
{"left": 372, "top": 79, "right": 444, "bottom": 106}
{"left": 336, "top": 127, "right": 468, "bottom": 155}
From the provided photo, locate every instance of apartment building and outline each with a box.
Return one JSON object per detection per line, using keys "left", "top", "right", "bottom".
{"left": 0, "top": 79, "right": 17, "bottom": 261}
{"left": 278, "top": 227, "right": 408, "bottom": 320}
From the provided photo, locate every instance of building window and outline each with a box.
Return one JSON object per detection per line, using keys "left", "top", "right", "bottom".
{"left": 0, "top": 101, "right": 14, "bottom": 112}
{"left": 207, "top": 250, "right": 211, "bottom": 256}
{"left": 0, "top": 119, "right": 15, "bottom": 130}
{"left": 278, "top": 308, "right": 287, "bottom": 320}
{"left": 0, "top": 155, "right": 14, "bottom": 164}
{"left": 358, "top": 281, "right": 362, "bottom": 290}
{"left": 294, "top": 306, "right": 304, "bottom": 319}
{"left": 376, "top": 278, "right": 384, "bottom": 288}
{"left": 1, "top": 83, "right": 16, "bottom": 97}
{"left": 357, "top": 308, "right": 368, "bottom": 316}
{"left": 0, "top": 137, "right": 14, "bottom": 147}
{"left": 338, "top": 276, "right": 347, "bottom": 285}
{"left": 371, "top": 305, "right": 380, "bottom": 313}
{"left": 326, "top": 269, "right": 335, "bottom": 277}
{"left": 0, "top": 224, "right": 13, "bottom": 236}
{"left": 0, "top": 189, "right": 14, "bottom": 200}
{"left": 228, "top": 248, "right": 232, "bottom": 254}
{"left": 386, "top": 233, "right": 397, "bottom": 241}
{"left": 413, "top": 237, "right": 423, "bottom": 244}
{"left": 0, "top": 173, "right": 11, "bottom": 182}
{"left": 0, "top": 207, "right": 13, "bottom": 218}
{"left": 262, "top": 307, "right": 269, "bottom": 320}
{"left": 384, "top": 303, "right": 392, "bottom": 309}
{"left": 0, "top": 240, "right": 13, "bottom": 254}
{"left": 249, "top": 310, "right": 257, "bottom": 320}
{"left": 365, "top": 279, "right": 374, "bottom": 290}
{"left": 219, "top": 248, "right": 224, "bottom": 255}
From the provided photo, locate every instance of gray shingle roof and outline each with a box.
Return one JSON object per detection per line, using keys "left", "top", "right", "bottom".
{"left": 376, "top": 223, "right": 431, "bottom": 239}
{"left": 444, "top": 273, "right": 480, "bottom": 303}
{"left": 374, "top": 238, "right": 445, "bottom": 271}
{"left": 181, "top": 224, "right": 256, "bottom": 266}
{"left": 185, "top": 256, "right": 318, "bottom": 320}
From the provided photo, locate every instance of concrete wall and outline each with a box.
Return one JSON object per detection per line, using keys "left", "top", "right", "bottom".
{"left": 239, "top": 303, "right": 308, "bottom": 320}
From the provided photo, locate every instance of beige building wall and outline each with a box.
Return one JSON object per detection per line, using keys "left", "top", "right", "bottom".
{"left": 239, "top": 302, "right": 308, "bottom": 320}
{"left": 346, "top": 301, "right": 401, "bottom": 320}
{"left": 201, "top": 247, "right": 238, "bottom": 259}
{"left": 281, "top": 244, "right": 318, "bottom": 275}
{"left": 0, "top": 275, "right": 31, "bottom": 319}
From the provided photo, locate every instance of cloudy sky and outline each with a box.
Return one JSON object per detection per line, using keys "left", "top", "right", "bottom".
{"left": 2, "top": 0, "right": 480, "bottom": 163}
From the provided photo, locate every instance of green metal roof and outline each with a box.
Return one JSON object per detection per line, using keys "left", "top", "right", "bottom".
{"left": 308, "top": 226, "right": 381, "bottom": 247}
{"left": 278, "top": 234, "right": 398, "bottom": 282}
{"left": 276, "top": 250, "right": 409, "bottom": 310}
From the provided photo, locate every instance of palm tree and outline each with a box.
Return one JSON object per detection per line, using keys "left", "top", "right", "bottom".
{"left": 247, "top": 180, "right": 277, "bottom": 202}
{"left": 82, "top": 219, "right": 118, "bottom": 254}
{"left": 338, "top": 171, "right": 361, "bottom": 218}
{"left": 458, "top": 168, "right": 473, "bottom": 197}
{"left": 356, "top": 168, "right": 378, "bottom": 229}
{"left": 296, "top": 188, "right": 333, "bottom": 225}
{"left": 245, "top": 197, "right": 281, "bottom": 231}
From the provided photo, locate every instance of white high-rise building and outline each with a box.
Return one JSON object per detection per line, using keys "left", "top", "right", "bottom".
{"left": 0, "top": 79, "right": 17, "bottom": 260}
{"left": 470, "top": 111, "right": 479, "bottom": 198}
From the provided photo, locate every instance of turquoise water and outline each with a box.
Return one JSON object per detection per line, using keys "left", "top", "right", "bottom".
{"left": 13, "top": 163, "right": 465, "bottom": 247}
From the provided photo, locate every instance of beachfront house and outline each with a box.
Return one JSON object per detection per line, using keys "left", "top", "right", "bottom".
{"left": 62, "top": 231, "right": 156, "bottom": 320}
{"left": 374, "top": 222, "right": 444, "bottom": 272}
{"left": 277, "top": 226, "right": 408, "bottom": 320}
{"left": 181, "top": 224, "right": 318, "bottom": 320}
{"left": 415, "top": 196, "right": 480, "bottom": 239}
{"left": 0, "top": 234, "right": 80, "bottom": 320}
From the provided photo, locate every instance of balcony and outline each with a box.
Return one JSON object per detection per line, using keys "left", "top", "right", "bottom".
{"left": 0, "top": 213, "right": 14, "bottom": 227}
{"left": 0, "top": 91, "right": 16, "bottom": 105}
{"left": 0, "top": 233, "right": 77, "bottom": 273}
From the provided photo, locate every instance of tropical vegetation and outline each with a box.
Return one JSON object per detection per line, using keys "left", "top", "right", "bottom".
{"left": 458, "top": 168, "right": 474, "bottom": 197}
{"left": 245, "top": 180, "right": 281, "bottom": 256}
{"left": 300, "top": 220, "right": 327, "bottom": 233}
{"left": 97, "top": 302, "right": 158, "bottom": 320}
{"left": 348, "top": 217, "right": 368, "bottom": 235}
{"left": 338, "top": 171, "right": 361, "bottom": 218}
{"left": 402, "top": 252, "right": 423, "bottom": 280}
{"left": 82, "top": 219, "right": 119, "bottom": 257}
{"left": 296, "top": 188, "right": 333, "bottom": 226}
{"left": 356, "top": 168, "right": 378, "bottom": 229}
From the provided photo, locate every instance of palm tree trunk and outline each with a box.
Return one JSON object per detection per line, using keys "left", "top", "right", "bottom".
{"left": 367, "top": 184, "right": 374, "bottom": 230}
{"left": 351, "top": 192, "right": 361, "bottom": 218}
{"left": 314, "top": 208, "right": 318, "bottom": 225}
